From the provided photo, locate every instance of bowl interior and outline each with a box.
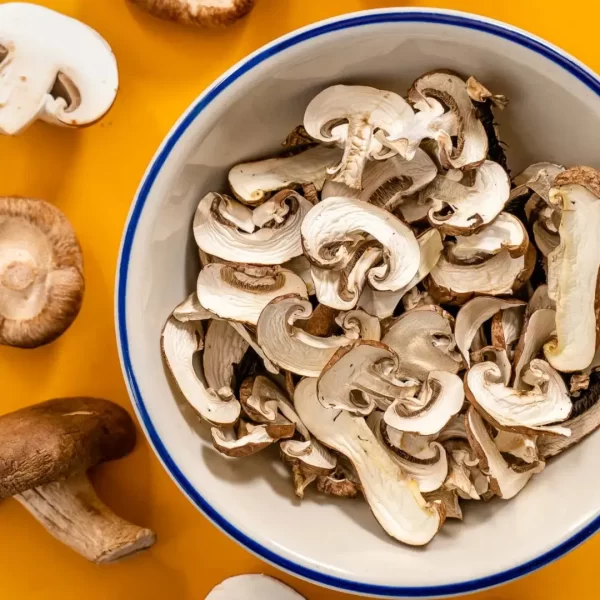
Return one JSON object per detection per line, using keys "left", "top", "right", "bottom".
{"left": 119, "top": 11, "right": 600, "bottom": 596}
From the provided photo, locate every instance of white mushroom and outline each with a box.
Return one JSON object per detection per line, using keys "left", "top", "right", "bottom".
{"left": 301, "top": 196, "right": 420, "bottom": 292}
{"left": 228, "top": 145, "right": 341, "bottom": 205}
{"left": 194, "top": 190, "right": 312, "bottom": 264}
{"left": 196, "top": 264, "right": 307, "bottom": 326}
{"left": 294, "top": 378, "right": 444, "bottom": 545}
{"left": 543, "top": 167, "right": 600, "bottom": 372}
{"left": 0, "top": 3, "right": 118, "bottom": 135}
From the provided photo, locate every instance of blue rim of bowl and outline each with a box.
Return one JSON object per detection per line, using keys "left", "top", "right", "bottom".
{"left": 117, "top": 9, "right": 600, "bottom": 598}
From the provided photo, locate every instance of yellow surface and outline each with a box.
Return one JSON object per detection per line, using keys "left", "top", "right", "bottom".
{"left": 0, "top": 0, "right": 599, "bottom": 598}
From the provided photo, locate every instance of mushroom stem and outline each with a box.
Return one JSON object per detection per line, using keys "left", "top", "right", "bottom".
{"left": 15, "top": 473, "right": 156, "bottom": 564}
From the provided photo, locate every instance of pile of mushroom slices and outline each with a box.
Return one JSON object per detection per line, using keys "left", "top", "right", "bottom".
{"left": 162, "top": 69, "right": 600, "bottom": 547}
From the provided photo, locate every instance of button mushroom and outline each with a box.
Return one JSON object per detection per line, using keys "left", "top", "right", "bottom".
{"left": 0, "top": 3, "right": 118, "bottom": 135}
{"left": 0, "top": 197, "right": 85, "bottom": 348}
{"left": 0, "top": 397, "right": 155, "bottom": 562}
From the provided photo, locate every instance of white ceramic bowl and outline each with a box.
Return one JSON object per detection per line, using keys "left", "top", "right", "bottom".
{"left": 116, "top": 9, "right": 600, "bottom": 598}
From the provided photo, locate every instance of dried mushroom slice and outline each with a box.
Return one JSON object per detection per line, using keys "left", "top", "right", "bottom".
{"left": 471, "top": 346, "right": 512, "bottom": 386}
{"left": 0, "top": 3, "right": 118, "bottom": 135}
{"left": 0, "top": 197, "right": 84, "bottom": 348}
{"left": 494, "top": 430, "right": 539, "bottom": 465}
{"left": 172, "top": 292, "right": 215, "bottom": 322}
{"left": 211, "top": 420, "right": 294, "bottom": 458}
{"left": 510, "top": 162, "right": 565, "bottom": 201}
{"left": 294, "top": 378, "right": 444, "bottom": 545}
{"left": 203, "top": 320, "right": 249, "bottom": 391}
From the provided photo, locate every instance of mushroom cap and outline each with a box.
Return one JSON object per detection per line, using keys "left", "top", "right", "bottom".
{"left": 0, "top": 3, "right": 118, "bottom": 135}
{"left": 0, "top": 397, "right": 135, "bottom": 499}
{"left": 0, "top": 197, "right": 84, "bottom": 348}
{"left": 206, "top": 574, "right": 305, "bottom": 600}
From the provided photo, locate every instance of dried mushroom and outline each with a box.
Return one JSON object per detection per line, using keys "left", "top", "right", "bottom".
{"left": 206, "top": 575, "right": 305, "bottom": 600}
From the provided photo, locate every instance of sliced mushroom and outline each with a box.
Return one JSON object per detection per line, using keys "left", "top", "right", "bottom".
{"left": 384, "top": 371, "right": 464, "bottom": 435}
{"left": 335, "top": 309, "right": 381, "bottom": 342}
{"left": 229, "top": 145, "right": 341, "bottom": 205}
{"left": 0, "top": 197, "right": 85, "bottom": 348}
{"left": 303, "top": 85, "right": 416, "bottom": 189}
{"left": 491, "top": 305, "right": 525, "bottom": 351}
{"left": 211, "top": 420, "right": 294, "bottom": 458}
{"left": 282, "top": 255, "right": 315, "bottom": 295}
{"left": 443, "top": 441, "right": 485, "bottom": 500}
{"left": 382, "top": 305, "right": 463, "bottom": 381}
{"left": 196, "top": 263, "right": 307, "bottom": 326}
{"left": 203, "top": 320, "right": 249, "bottom": 391}
{"left": 494, "top": 430, "right": 538, "bottom": 464}
{"left": 465, "top": 359, "right": 572, "bottom": 435}
{"left": 161, "top": 317, "right": 240, "bottom": 427}
{"left": 421, "top": 161, "right": 510, "bottom": 235}
{"left": 471, "top": 346, "right": 512, "bottom": 386}
{"left": 172, "top": 292, "right": 215, "bottom": 322}
{"left": 466, "top": 408, "right": 544, "bottom": 500}
{"left": 0, "top": 3, "right": 118, "bottom": 135}
{"left": 194, "top": 190, "right": 312, "bottom": 264}
{"left": 424, "top": 489, "right": 463, "bottom": 520}
{"left": 228, "top": 321, "right": 279, "bottom": 374}
{"left": 317, "top": 341, "right": 420, "bottom": 415}
{"left": 294, "top": 378, "right": 444, "bottom": 545}
{"left": 511, "top": 162, "right": 565, "bottom": 201}
{"left": 466, "top": 76, "right": 508, "bottom": 109}
{"left": 129, "top": 0, "right": 255, "bottom": 27}
{"left": 544, "top": 167, "right": 600, "bottom": 372}
{"left": 301, "top": 196, "right": 420, "bottom": 292}
{"left": 316, "top": 464, "right": 362, "bottom": 498}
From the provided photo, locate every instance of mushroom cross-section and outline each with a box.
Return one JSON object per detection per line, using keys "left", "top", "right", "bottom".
{"left": 0, "top": 197, "right": 85, "bottom": 348}
{"left": 0, "top": 397, "right": 155, "bottom": 562}
{"left": 301, "top": 196, "right": 420, "bottom": 292}
{"left": 0, "top": 3, "right": 118, "bottom": 135}
{"left": 294, "top": 378, "right": 444, "bottom": 545}
{"left": 211, "top": 420, "right": 294, "bottom": 457}
{"left": 203, "top": 319, "right": 249, "bottom": 391}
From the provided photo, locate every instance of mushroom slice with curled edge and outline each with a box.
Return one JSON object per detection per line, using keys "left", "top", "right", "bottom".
{"left": 422, "top": 161, "right": 511, "bottom": 235}
{"left": 466, "top": 76, "right": 509, "bottom": 108}
{"left": 0, "top": 197, "right": 85, "bottom": 348}
{"left": 129, "top": 0, "right": 255, "bottom": 27}
{"left": 282, "top": 255, "right": 315, "bottom": 295}
{"left": 426, "top": 244, "right": 536, "bottom": 306}
{"left": 317, "top": 341, "right": 420, "bottom": 415}
{"left": 408, "top": 71, "right": 488, "bottom": 170}
{"left": 358, "top": 229, "right": 443, "bottom": 319}
{"left": 335, "top": 308, "right": 381, "bottom": 342}
{"left": 207, "top": 575, "right": 305, "bottom": 600}
{"left": 301, "top": 196, "right": 420, "bottom": 292}
{"left": 466, "top": 359, "right": 572, "bottom": 436}
{"left": 543, "top": 167, "right": 600, "bottom": 372}
{"left": 455, "top": 296, "right": 526, "bottom": 367}
{"left": 161, "top": 317, "right": 240, "bottom": 427}
{"left": 303, "top": 85, "right": 417, "bottom": 189}
{"left": 471, "top": 346, "right": 512, "bottom": 386}
{"left": 203, "top": 320, "right": 249, "bottom": 392}
{"left": 510, "top": 162, "right": 565, "bottom": 201}
{"left": 494, "top": 430, "right": 539, "bottom": 465}
{"left": 0, "top": 3, "right": 118, "bottom": 135}
{"left": 368, "top": 411, "right": 448, "bottom": 493}
{"left": 196, "top": 263, "right": 307, "bottom": 326}
{"left": 491, "top": 305, "right": 525, "bottom": 352}
{"left": 294, "top": 378, "right": 444, "bottom": 545}
{"left": 443, "top": 439, "right": 488, "bottom": 500}
{"left": 228, "top": 145, "right": 341, "bottom": 205}
{"left": 228, "top": 321, "right": 279, "bottom": 375}
{"left": 384, "top": 371, "right": 465, "bottom": 436}
{"left": 447, "top": 212, "right": 529, "bottom": 263}
{"left": 256, "top": 294, "right": 354, "bottom": 377}
{"left": 172, "top": 292, "right": 215, "bottom": 322}
{"left": 382, "top": 305, "right": 463, "bottom": 381}
{"left": 280, "top": 438, "right": 337, "bottom": 498}
{"left": 193, "top": 190, "right": 312, "bottom": 264}
{"left": 211, "top": 419, "right": 295, "bottom": 458}
{"left": 0, "top": 398, "right": 155, "bottom": 563}
{"left": 466, "top": 408, "right": 544, "bottom": 500}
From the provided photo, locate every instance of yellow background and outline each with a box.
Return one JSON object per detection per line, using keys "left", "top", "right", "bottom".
{"left": 1, "top": 0, "right": 598, "bottom": 598}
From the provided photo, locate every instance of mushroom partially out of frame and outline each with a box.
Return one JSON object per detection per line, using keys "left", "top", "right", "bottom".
{"left": 206, "top": 575, "right": 305, "bottom": 600}
{"left": 0, "top": 3, "right": 118, "bottom": 135}
{"left": 0, "top": 197, "right": 85, "bottom": 348}
{"left": 0, "top": 397, "right": 155, "bottom": 562}
{"left": 294, "top": 378, "right": 444, "bottom": 545}
{"left": 211, "top": 420, "right": 294, "bottom": 458}
{"left": 129, "top": 0, "right": 255, "bottom": 27}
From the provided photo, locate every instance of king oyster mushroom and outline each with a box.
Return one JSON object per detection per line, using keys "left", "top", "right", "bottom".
{"left": 294, "top": 378, "right": 444, "bottom": 545}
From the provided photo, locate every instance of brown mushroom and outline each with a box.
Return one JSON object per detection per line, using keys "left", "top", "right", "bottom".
{"left": 0, "top": 397, "right": 156, "bottom": 563}
{"left": 0, "top": 197, "right": 84, "bottom": 348}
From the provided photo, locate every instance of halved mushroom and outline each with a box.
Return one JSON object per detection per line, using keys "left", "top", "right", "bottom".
{"left": 203, "top": 320, "right": 249, "bottom": 391}
{"left": 303, "top": 85, "right": 417, "bottom": 189}
{"left": 421, "top": 161, "right": 510, "bottom": 235}
{"left": 0, "top": 3, "right": 118, "bottom": 135}
{"left": 129, "top": 0, "right": 255, "bottom": 27}
{"left": 161, "top": 317, "right": 240, "bottom": 427}
{"left": 455, "top": 297, "right": 526, "bottom": 366}
{"left": 465, "top": 359, "right": 572, "bottom": 435}
{"left": 368, "top": 412, "right": 448, "bottom": 493}
{"left": 211, "top": 419, "right": 294, "bottom": 458}
{"left": 229, "top": 145, "right": 341, "bottom": 205}
{"left": 382, "top": 305, "right": 463, "bottom": 381}
{"left": 466, "top": 408, "right": 544, "bottom": 499}
{"left": 408, "top": 71, "right": 488, "bottom": 170}
{"left": 196, "top": 263, "right": 307, "bottom": 326}
{"left": 317, "top": 341, "right": 420, "bottom": 415}
{"left": 384, "top": 371, "right": 465, "bottom": 435}
{"left": 301, "top": 196, "right": 420, "bottom": 292}
{"left": 194, "top": 190, "right": 312, "bottom": 264}
{"left": 543, "top": 167, "right": 600, "bottom": 372}
{"left": 294, "top": 378, "right": 444, "bottom": 545}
